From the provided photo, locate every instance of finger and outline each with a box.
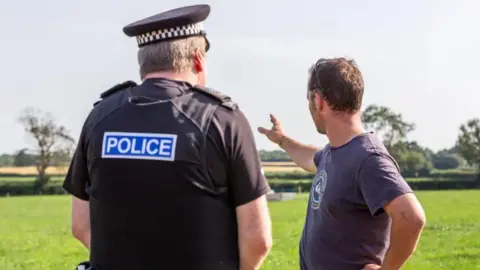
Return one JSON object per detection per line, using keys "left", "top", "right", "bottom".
{"left": 257, "top": 127, "right": 269, "bottom": 134}
{"left": 270, "top": 114, "right": 280, "bottom": 126}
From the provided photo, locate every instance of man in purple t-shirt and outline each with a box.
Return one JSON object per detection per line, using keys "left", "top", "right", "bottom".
{"left": 258, "top": 58, "right": 426, "bottom": 270}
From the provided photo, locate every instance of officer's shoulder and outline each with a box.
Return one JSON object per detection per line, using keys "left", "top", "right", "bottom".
{"left": 93, "top": 80, "right": 137, "bottom": 107}
{"left": 191, "top": 85, "right": 238, "bottom": 111}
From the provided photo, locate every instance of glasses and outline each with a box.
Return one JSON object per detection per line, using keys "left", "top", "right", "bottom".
{"left": 309, "top": 58, "right": 330, "bottom": 96}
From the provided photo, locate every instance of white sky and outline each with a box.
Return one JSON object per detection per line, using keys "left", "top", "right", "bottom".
{"left": 0, "top": 0, "right": 479, "bottom": 153}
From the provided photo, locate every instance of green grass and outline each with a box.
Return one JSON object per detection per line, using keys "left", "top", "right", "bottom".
{"left": 263, "top": 191, "right": 480, "bottom": 270}
{"left": 0, "top": 196, "right": 86, "bottom": 270}
{"left": 1, "top": 191, "right": 480, "bottom": 269}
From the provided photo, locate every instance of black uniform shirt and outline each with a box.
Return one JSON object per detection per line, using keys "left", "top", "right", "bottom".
{"left": 63, "top": 78, "right": 270, "bottom": 269}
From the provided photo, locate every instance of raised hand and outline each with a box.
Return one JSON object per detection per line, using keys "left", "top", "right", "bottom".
{"left": 257, "top": 114, "right": 285, "bottom": 145}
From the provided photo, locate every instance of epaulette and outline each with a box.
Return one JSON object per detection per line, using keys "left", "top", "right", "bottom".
{"left": 93, "top": 80, "right": 137, "bottom": 107}
{"left": 191, "top": 85, "right": 238, "bottom": 110}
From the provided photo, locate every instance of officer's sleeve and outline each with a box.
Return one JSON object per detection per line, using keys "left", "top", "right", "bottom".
{"left": 208, "top": 107, "right": 271, "bottom": 207}
{"left": 62, "top": 124, "right": 90, "bottom": 201}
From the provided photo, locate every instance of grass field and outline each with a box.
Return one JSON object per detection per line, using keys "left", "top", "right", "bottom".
{"left": 1, "top": 191, "right": 479, "bottom": 269}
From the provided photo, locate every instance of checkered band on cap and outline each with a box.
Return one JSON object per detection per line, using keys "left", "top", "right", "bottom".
{"left": 136, "top": 22, "right": 204, "bottom": 46}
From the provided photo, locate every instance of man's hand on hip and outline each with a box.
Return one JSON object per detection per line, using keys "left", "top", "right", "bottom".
{"left": 362, "top": 264, "right": 381, "bottom": 270}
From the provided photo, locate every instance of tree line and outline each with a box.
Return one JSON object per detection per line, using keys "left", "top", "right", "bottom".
{"left": 259, "top": 105, "right": 479, "bottom": 178}
{"left": 1, "top": 105, "right": 479, "bottom": 192}
{"left": 362, "top": 105, "right": 479, "bottom": 177}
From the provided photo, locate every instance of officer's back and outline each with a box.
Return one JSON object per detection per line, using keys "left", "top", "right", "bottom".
{"left": 63, "top": 5, "right": 272, "bottom": 270}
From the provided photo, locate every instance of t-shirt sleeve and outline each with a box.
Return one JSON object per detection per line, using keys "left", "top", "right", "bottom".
{"left": 62, "top": 125, "right": 90, "bottom": 201}
{"left": 357, "top": 153, "right": 413, "bottom": 216}
{"left": 209, "top": 107, "right": 271, "bottom": 207}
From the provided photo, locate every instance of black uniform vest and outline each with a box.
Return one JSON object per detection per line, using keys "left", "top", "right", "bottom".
{"left": 85, "top": 80, "right": 239, "bottom": 270}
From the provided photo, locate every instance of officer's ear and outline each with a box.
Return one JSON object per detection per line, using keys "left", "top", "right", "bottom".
{"left": 193, "top": 49, "right": 204, "bottom": 73}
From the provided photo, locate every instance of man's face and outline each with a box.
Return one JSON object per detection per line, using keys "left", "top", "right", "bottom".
{"left": 308, "top": 90, "right": 327, "bottom": 135}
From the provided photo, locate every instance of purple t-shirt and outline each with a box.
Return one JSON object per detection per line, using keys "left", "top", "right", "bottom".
{"left": 299, "top": 132, "right": 413, "bottom": 270}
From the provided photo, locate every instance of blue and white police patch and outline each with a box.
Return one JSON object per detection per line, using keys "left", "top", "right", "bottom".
{"left": 101, "top": 132, "right": 177, "bottom": 161}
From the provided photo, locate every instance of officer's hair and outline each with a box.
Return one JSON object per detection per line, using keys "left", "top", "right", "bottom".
{"left": 137, "top": 36, "right": 206, "bottom": 78}
{"left": 307, "top": 57, "right": 364, "bottom": 113}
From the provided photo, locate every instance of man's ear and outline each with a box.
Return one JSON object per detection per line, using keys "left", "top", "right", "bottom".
{"left": 314, "top": 91, "right": 324, "bottom": 111}
{"left": 193, "top": 50, "right": 204, "bottom": 73}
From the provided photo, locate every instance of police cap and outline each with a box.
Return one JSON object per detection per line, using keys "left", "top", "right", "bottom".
{"left": 123, "top": 4, "right": 211, "bottom": 51}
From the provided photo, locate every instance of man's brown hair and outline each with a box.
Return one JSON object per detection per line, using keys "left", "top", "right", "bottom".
{"left": 308, "top": 57, "right": 364, "bottom": 113}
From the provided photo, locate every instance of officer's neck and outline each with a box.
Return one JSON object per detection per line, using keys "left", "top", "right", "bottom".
{"left": 143, "top": 71, "right": 199, "bottom": 86}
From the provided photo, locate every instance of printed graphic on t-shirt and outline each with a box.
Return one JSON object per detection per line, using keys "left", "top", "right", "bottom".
{"left": 311, "top": 169, "right": 327, "bottom": 209}
{"left": 311, "top": 146, "right": 330, "bottom": 210}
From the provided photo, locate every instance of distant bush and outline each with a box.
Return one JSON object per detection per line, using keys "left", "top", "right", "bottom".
{"left": 268, "top": 179, "right": 480, "bottom": 192}
{"left": 264, "top": 170, "right": 478, "bottom": 181}
{"left": 429, "top": 171, "right": 477, "bottom": 180}
{"left": 0, "top": 181, "right": 66, "bottom": 196}
{"left": 0, "top": 173, "right": 65, "bottom": 178}
{"left": 1, "top": 169, "right": 479, "bottom": 197}
{"left": 432, "top": 154, "right": 462, "bottom": 170}
{"left": 264, "top": 172, "right": 314, "bottom": 179}
{"left": 259, "top": 150, "right": 292, "bottom": 162}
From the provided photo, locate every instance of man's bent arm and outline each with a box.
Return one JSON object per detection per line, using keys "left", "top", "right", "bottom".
{"left": 357, "top": 154, "right": 425, "bottom": 270}
{"left": 280, "top": 136, "right": 319, "bottom": 173}
{"left": 213, "top": 108, "right": 273, "bottom": 269}
{"left": 236, "top": 195, "right": 272, "bottom": 270}
{"left": 381, "top": 193, "right": 426, "bottom": 270}
{"left": 63, "top": 119, "right": 92, "bottom": 250}
{"left": 71, "top": 196, "right": 91, "bottom": 249}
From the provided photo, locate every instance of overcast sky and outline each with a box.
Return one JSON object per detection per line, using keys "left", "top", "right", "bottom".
{"left": 1, "top": 0, "right": 479, "bottom": 154}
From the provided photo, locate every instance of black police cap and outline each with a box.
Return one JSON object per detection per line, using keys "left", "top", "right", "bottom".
{"left": 123, "top": 5, "right": 211, "bottom": 51}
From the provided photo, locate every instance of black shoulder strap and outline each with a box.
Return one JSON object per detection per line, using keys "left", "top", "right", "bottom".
{"left": 191, "top": 85, "right": 238, "bottom": 110}
{"left": 93, "top": 80, "right": 137, "bottom": 107}
{"left": 100, "top": 80, "right": 137, "bottom": 98}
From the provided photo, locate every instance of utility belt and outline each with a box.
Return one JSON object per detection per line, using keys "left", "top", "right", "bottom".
{"left": 76, "top": 261, "right": 95, "bottom": 270}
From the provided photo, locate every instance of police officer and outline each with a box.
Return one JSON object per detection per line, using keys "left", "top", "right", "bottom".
{"left": 63, "top": 5, "right": 272, "bottom": 270}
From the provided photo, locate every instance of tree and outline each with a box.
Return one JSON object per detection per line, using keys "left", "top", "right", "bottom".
{"left": 457, "top": 118, "right": 480, "bottom": 174}
{"left": 432, "top": 145, "right": 466, "bottom": 170}
{"left": 18, "top": 107, "right": 75, "bottom": 192}
{"left": 389, "top": 141, "right": 432, "bottom": 177}
{"left": 362, "top": 105, "right": 434, "bottom": 176}
{"left": 0, "top": 153, "right": 14, "bottom": 167}
{"left": 362, "top": 105, "right": 415, "bottom": 149}
{"left": 259, "top": 150, "right": 292, "bottom": 162}
{"left": 432, "top": 154, "right": 462, "bottom": 170}
{"left": 13, "top": 148, "right": 38, "bottom": 166}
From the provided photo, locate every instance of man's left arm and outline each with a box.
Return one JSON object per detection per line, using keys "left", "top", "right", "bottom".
{"left": 358, "top": 154, "right": 426, "bottom": 270}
